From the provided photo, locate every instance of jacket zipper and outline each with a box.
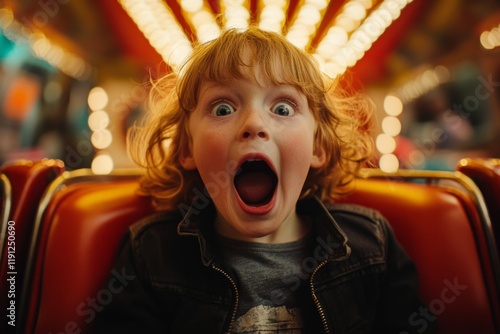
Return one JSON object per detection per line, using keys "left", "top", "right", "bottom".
{"left": 211, "top": 264, "right": 239, "bottom": 334}
{"left": 310, "top": 260, "right": 331, "bottom": 334}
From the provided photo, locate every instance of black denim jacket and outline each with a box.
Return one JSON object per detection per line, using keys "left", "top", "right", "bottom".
{"left": 93, "top": 197, "right": 436, "bottom": 334}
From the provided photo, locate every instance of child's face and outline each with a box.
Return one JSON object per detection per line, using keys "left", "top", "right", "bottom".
{"left": 181, "top": 63, "right": 325, "bottom": 243}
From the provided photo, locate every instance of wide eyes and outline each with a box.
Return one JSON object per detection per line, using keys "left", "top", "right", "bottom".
{"left": 271, "top": 101, "right": 295, "bottom": 116}
{"left": 209, "top": 100, "right": 296, "bottom": 117}
{"left": 210, "top": 103, "right": 235, "bottom": 116}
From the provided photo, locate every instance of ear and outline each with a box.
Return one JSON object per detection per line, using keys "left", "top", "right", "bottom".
{"left": 311, "top": 144, "right": 326, "bottom": 168}
{"left": 180, "top": 146, "right": 197, "bottom": 170}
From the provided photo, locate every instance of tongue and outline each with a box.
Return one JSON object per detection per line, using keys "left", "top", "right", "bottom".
{"left": 235, "top": 171, "right": 274, "bottom": 205}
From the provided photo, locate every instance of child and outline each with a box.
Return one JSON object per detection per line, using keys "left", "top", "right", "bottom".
{"left": 94, "top": 27, "right": 434, "bottom": 333}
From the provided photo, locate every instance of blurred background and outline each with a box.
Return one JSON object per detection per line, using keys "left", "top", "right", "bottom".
{"left": 0, "top": 0, "right": 499, "bottom": 173}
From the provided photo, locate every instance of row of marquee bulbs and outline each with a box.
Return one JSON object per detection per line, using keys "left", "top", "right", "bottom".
{"left": 87, "top": 87, "right": 114, "bottom": 174}
{"left": 118, "top": 0, "right": 413, "bottom": 77}
{"left": 1, "top": 2, "right": 497, "bottom": 82}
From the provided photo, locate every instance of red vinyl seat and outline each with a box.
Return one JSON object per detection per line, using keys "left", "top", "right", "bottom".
{"left": 0, "top": 159, "right": 64, "bottom": 334}
{"left": 336, "top": 169, "right": 500, "bottom": 334}
{"left": 20, "top": 168, "right": 500, "bottom": 334}
{"left": 457, "top": 158, "right": 500, "bottom": 255}
{"left": 19, "top": 169, "right": 156, "bottom": 334}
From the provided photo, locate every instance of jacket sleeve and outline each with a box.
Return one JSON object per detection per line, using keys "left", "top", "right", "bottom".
{"left": 373, "top": 218, "right": 437, "bottom": 334}
{"left": 92, "top": 233, "right": 169, "bottom": 334}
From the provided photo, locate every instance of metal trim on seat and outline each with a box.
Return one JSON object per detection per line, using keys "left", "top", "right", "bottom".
{"left": 18, "top": 168, "right": 144, "bottom": 334}
{"left": 358, "top": 168, "right": 500, "bottom": 332}
{"left": 0, "top": 174, "right": 12, "bottom": 265}
{"left": 358, "top": 168, "right": 498, "bottom": 267}
{"left": 456, "top": 158, "right": 500, "bottom": 243}
{"left": 17, "top": 167, "right": 500, "bottom": 333}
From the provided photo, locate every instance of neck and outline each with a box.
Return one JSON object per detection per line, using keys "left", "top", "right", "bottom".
{"left": 215, "top": 212, "right": 312, "bottom": 244}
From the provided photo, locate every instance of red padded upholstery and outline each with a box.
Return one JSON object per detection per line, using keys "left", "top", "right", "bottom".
{"left": 0, "top": 159, "right": 64, "bottom": 334}
{"left": 20, "top": 169, "right": 500, "bottom": 333}
{"left": 337, "top": 175, "right": 500, "bottom": 334}
{"left": 457, "top": 158, "right": 500, "bottom": 255}
{"left": 21, "top": 175, "right": 156, "bottom": 334}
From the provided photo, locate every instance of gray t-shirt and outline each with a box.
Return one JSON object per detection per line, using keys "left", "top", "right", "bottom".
{"left": 218, "top": 234, "right": 313, "bottom": 333}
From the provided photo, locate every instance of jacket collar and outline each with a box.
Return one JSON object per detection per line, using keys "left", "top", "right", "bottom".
{"left": 297, "top": 196, "right": 351, "bottom": 261}
{"left": 177, "top": 196, "right": 351, "bottom": 266}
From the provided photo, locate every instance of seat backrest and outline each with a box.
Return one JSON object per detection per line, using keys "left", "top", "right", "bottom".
{"left": 336, "top": 169, "right": 500, "bottom": 334}
{"left": 18, "top": 169, "right": 157, "bottom": 334}
{"left": 20, "top": 168, "right": 500, "bottom": 334}
{"left": 0, "top": 159, "right": 64, "bottom": 334}
{"left": 457, "top": 158, "right": 500, "bottom": 255}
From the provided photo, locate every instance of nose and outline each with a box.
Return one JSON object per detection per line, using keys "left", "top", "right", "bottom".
{"left": 239, "top": 109, "right": 270, "bottom": 140}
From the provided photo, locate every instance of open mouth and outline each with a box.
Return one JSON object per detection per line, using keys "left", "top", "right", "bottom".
{"left": 234, "top": 160, "right": 278, "bottom": 207}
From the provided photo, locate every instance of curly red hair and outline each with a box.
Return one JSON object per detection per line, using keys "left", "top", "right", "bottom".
{"left": 128, "top": 27, "right": 374, "bottom": 210}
